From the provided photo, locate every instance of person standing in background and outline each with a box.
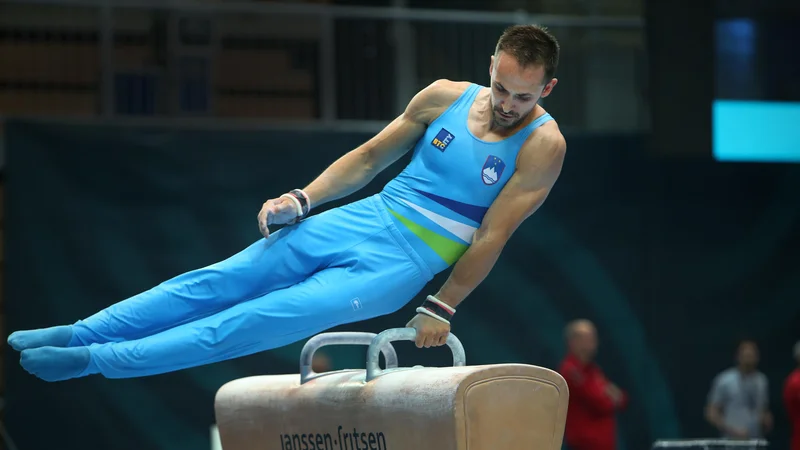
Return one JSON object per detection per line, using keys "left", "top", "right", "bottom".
{"left": 705, "top": 339, "right": 773, "bottom": 439}
{"left": 784, "top": 341, "right": 800, "bottom": 450}
{"left": 558, "top": 319, "right": 628, "bottom": 450}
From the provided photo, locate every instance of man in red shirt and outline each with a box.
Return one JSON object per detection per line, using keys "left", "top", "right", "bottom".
{"left": 559, "top": 319, "right": 628, "bottom": 450}
{"left": 785, "top": 341, "right": 800, "bottom": 450}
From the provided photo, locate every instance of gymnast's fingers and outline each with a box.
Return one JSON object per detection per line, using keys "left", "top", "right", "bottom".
{"left": 414, "top": 328, "right": 426, "bottom": 348}
{"left": 258, "top": 202, "right": 273, "bottom": 238}
{"left": 257, "top": 207, "right": 267, "bottom": 237}
{"left": 265, "top": 201, "right": 277, "bottom": 226}
{"left": 257, "top": 203, "right": 265, "bottom": 225}
{"left": 260, "top": 220, "right": 270, "bottom": 239}
{"left": 436, "top": 333, "right": 448, "bottom": 347}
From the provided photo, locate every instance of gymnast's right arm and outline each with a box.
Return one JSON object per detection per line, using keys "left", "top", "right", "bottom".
{"left": 257, "top": 80, "right": 461, "bottom": 237}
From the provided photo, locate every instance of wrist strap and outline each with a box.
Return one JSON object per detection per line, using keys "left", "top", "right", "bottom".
{"left": 426, "top": 295, "right": 456, "bottom": 315}
{"left": 416, "top": 307, "right": 450, "bottom": 325}
{"left": 281, "top": 189, "right": 311, "bottom": 221}
{"left": 291, "top": 189, "right": 311, "bottom": 213}
{"left": 418, "top": 295, "right": 455, "bottom": 324}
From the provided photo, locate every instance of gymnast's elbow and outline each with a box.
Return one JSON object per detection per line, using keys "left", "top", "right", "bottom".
{"left": 471, "top": 226, "right": 510, "bottom": 253}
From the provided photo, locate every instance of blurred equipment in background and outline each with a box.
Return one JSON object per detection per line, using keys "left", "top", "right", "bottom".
{"left": 558, "top": 319, "right": 628, "bottom": 450}
{"left": 0, "top": 0, "right": 645, "bottom": 131}
{"left": 652, "top": 439, "right": 769, "bottom": 450}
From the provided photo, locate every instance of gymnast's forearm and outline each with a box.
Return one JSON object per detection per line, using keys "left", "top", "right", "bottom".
{"left": 433, "top": 230, "right": 505, "bottom": 309}
{"left": 300, "top": 113, "right": 425, "bottom": 209}
{"left": 301, "top": 149, "right": 379, "bottom": 208}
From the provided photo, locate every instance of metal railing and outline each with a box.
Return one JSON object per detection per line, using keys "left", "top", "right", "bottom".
{"left": 0, "top": 0, "right": 647, "bottom": 132}
{"left": 652, "top": 439, "right": 770, "bottom": 450}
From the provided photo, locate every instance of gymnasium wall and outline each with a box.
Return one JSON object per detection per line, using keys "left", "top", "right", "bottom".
{"left": 3, "top": 119, "right": 799, "bottom": 450}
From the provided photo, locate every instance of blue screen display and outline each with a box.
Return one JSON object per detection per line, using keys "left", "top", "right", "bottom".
{"left": 713, "top": 17, "right": 800, "bottom": 163}
{"left": 713, "top": 100, "right": 800, "bottom": 162}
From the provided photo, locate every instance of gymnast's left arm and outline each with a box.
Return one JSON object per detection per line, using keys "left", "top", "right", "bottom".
{"left": 407, "top": 129, "right": 566, "bottom": 348}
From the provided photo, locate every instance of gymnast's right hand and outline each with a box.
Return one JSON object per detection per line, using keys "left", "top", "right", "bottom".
{"left": 257, "top": 197, "right": 298, "bottom": 238}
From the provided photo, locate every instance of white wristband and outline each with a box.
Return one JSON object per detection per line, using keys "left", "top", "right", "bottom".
{"left": 280, "top": 193, "right": 303, "bottom": 217}
{"left": 426, "top": 295, "right": 456, "bottom": 315}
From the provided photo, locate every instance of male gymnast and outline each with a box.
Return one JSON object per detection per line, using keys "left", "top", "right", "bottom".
{"left": 8, "top": 24, "right": 566, "bottom": 382}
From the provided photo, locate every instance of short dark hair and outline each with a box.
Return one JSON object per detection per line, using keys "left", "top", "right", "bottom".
{"left": 495, "top": 24, "right": 560, "bottom": 82}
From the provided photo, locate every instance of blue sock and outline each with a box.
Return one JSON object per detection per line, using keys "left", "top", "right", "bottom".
{"left": 7, "top": 325, "right": 74, "bottom": 351}
{"left": 19, "top": 347, "right": 96, "bottom": 382}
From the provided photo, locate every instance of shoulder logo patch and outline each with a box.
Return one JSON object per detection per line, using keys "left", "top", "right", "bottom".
{"left": 482, "top": 155, "right": 506, "bottom": 185}
{"left": 431, "top": 128, "right": 454, "bottom": 151}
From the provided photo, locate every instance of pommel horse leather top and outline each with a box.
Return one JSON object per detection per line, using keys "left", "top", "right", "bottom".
{"left": 215, "top": 328, "right": 569, "bottom": 450}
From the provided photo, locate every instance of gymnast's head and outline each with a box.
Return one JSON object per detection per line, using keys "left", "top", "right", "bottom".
{"left": 489, "top": 24, "right": 560, "bottom": 129}
{"left": 565, "top": 319, "right": 598, "bottom": 363}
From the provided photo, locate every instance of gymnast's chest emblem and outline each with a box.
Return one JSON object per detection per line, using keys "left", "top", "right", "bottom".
{"left": 431, "top": 128, "right": 454, "bottom": 151}
{"left": 481, "top": 155, "right": 506, "bottom": 185}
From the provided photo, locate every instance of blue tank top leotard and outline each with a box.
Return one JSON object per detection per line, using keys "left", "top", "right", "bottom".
{"left": 379, "top": 82, "right": 554, "bottom": 275}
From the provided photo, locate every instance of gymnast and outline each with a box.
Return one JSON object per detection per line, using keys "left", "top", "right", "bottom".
{"left": 8, "top": 24, "right": 566, "bottom": 382}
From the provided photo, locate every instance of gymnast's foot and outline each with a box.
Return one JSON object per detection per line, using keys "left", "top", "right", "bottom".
{"left": 8, "top": 325, "right": 74, "bottom": 351}
{"left": 20, "top": 347, "right": 92, "bottom": 382}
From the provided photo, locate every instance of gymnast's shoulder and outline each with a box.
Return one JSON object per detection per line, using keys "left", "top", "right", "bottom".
{"left": 406, "top": 79, "right": 472, "bottom": 122}
{"left": 423, "top": 78, "right": 473, "bottom": 100}
{"left": 521, "top": 111, "right": 566, "bottom": 160}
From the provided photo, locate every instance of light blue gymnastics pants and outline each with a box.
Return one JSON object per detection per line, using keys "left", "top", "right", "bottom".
{"left": 12, "top": 194, "right": 433, "bottom": 380}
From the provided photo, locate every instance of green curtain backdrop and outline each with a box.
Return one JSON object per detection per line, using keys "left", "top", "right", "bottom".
{"left": 4, "top": 119, "right": 799, "bottom": 450}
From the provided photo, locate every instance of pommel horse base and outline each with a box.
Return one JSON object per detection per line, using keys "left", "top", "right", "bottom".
{"left": 215, "top": 328, "right": 569, "bottom": 450}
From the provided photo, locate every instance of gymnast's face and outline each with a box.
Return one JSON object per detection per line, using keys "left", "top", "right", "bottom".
{"left": 488, "top": 51, "right": 557, "bottom": 129}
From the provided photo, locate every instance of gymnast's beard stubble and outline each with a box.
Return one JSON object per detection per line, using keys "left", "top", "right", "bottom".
{"left": 491, "top": 107, "right": 528, "bottom": 131}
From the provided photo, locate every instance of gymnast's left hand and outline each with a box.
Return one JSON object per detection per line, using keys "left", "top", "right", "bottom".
{"left": 406, "top": 313, "right": 450, "bottom": 348}
{"left": 257, "top": 197, "right": 299, "bottom": 238}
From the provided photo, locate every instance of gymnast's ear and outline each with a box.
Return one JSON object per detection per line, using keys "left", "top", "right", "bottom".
{"left": 540, "top": 78, "right": 558, "bottom": 98}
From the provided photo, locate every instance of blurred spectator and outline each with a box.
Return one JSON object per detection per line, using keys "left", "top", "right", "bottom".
{"left": 558, "top": 319, "right": 628, "bottom": 450}
{"left": 784, "top": 341, "right": 800, "bottom": 450}
{"left": 705, "top": 339, "right": 773, "bottom": 439}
